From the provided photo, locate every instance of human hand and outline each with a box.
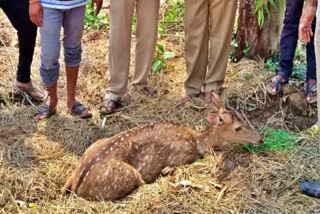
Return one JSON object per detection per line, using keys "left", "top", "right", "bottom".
{"left": 92, "top": 0, "right": 103, "bottom": 16}
{"left": 29, "top": 1, "right": 43, "bottom": 27}
{"left": 299, "top": 4, "right": 316, "bottom": 43}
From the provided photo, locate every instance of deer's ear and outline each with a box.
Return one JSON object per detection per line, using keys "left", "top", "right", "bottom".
{"left": 207, "top": 113, "right": 222, "bottom": 125}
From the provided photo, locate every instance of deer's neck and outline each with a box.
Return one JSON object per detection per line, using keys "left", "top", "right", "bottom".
{"left": 196, "top": 126, "right": 223, "bottom": 155}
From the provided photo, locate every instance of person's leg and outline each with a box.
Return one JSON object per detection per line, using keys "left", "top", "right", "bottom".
{"left": 183, "top": 0, "right": 209, "bottom": 97}
{"left": 106, "top": 0, "right": 135, "bottom": 101}
{"left": 62, "top": 5, "right": 91, "bottom": 118}
{"left": 267, "top": 0, "right": 304, "bottom": 95}
{"left": 315, "top": 6, "right": 320, "bottom": 125}
{"left": 204, "top": 0, "right": 237, "bottom": 94}
{"left": 36, "top": 7, "right": 63, "bottom": 120}
{"left": 132, "top": 0, "right": 160, "bottom": 97}
{"left": 305, "top": 16, "right": 317, "bottom": 103}
{"left": 1, "top": 0, "right": 45, "bottom": 100}
{"left": 101, "top": 0, "right": 135, "bottom": 114}
{"left": 278, "top": 0, "right": 304, "bottom": 81}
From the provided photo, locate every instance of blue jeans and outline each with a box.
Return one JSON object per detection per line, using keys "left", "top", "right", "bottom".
{"left": 40, "top": 6, "right": 85, "bottom": 87}
{"left": 278, "top": 0, "right": 317, "bottom": 82}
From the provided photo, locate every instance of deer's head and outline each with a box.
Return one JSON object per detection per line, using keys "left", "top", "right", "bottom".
{"left": 207, "top": 92, "right": 263, "bottom": 146}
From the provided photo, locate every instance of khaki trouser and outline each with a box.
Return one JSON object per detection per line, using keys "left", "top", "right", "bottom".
{"left": 315, "top": 5, "right": 320, "bottom": 125}
{"left": 184, "top": 0, "right": 237, "bottom": 95}
{"left": 106, "top": 0, "right": 160, "bottom": 101}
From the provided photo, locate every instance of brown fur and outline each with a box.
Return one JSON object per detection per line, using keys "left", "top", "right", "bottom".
{"left": 63, "top": 93, "right": 263, "bottom": 200}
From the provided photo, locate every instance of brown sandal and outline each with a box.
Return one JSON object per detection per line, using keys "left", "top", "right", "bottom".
{"left": 176, "top": 94, "right": 190, "bottom": 106}
{"left": 70, "top": 101, "right": 92, "bottom": 119}
{"left": 100, "top": 99, "right": 122, "bottom": 115}
{"left": 17, "top": 86, "right": 47, "bottom": 101}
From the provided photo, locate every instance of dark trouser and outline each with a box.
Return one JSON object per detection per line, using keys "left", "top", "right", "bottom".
{"left": 278, "top": 0, "right": 317, "bottom": 82}
{"left": 0, "top": 0, "right": 37, "bottom": 83}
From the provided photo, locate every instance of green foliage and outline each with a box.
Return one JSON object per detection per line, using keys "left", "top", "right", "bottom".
{"left": 265, "top": 46, "right": 307, "bottom": 81}
{"left": 229, "top": 37, "right": 239, "bottom": 63}
{"left": 265, "top": 52, "right": 280, "bottom": 72}
{"left": 158, "top": 0, "right": 184, "bottom": 38}
{"left": 229, "top": 35, "right": 251, "bottom": 63}
{"left": 131, "top": 1, "right": 184, "bottom": 37}
{"left": 84, "top": 2, "right": 109, "bottom": 30}
{"left": 244, "top": 128, "right": 299, "bottom": 152}
{"left": 151, "top": 44, "right": 176, "bottom": 74}
{"left": 132, "top": 15, "right": 137, "bottom": 33}
{"left": 255, "top": 0, "right": 283, "bottom": 27}
{"left": 292, "top": 47, "right": 307, "bottom": 80}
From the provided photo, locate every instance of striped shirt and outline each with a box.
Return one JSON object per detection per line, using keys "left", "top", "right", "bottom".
{"left": 40, "top": 0, "right": 88, "bottom": 9}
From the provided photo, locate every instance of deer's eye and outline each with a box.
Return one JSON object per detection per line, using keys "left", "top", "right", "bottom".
{"left": 235, "top": 127, "right": 242, "bottom": 132}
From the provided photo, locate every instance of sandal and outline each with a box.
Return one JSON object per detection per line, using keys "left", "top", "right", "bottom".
{"left": 70, "top": 101, "right": 92, "bottom": 119}
{"left": 176, "top": 92, "right": 202, "bottom": 106}
{"left": 100, "top": 98, "right": 122, "bottom": 115}
{"left": 17, "top": 86, "right": 47, "bottom": 101}
{"left": 135, "top": 86, "right": 157, "bottom": 98}
{"left": 306, "top": 81, "right": 317, "bottom": 104}
{"left": 176, "top": 94, "right": 190, "bottom": 106}
{"left": 34, "top": 104, "right": 56, "bottom": 120}
{"left": 300, "top": 179, "right": 320, "bottom": 198}
{"left": 266, "top": 75, "right": 288, "bottom": 95}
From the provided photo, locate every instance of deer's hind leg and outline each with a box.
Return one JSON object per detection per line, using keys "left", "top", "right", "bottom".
{"left": 61, "top": 172, "right": 75, "bottom": 195}
{"left": 77, "top": 159, "right": 145, "bottom": 200}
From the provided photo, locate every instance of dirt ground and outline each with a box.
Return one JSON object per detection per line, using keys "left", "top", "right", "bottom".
{"left": 0, "top": 10, "right": 320, "bottom": 214}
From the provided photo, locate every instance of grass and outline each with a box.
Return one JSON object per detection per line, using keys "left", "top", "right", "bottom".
{"left": 244, "top": 128, "right": 300, "bottom": 152}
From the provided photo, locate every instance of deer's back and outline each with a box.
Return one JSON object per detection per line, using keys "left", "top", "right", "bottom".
{"left": 69, "top": 121, "right": 201, "bottom": 195}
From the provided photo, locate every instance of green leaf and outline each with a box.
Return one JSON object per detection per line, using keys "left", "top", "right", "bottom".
{"left": 157, "top": 44, "right": 165, "bottom": 53}
{"left": 163, "top": 51, "right": 176, "bottom": 59}
{"left": 269, "top": 0, "right": 276, "bottom": 8}
{"left": 255, "top": 0, "right": 264, "bottom": 13}
{"left": 152, "top": 59, "right": 165, "bottom": 74}
{"left": 264, "top": 4, "right": 271, "bottom": 17}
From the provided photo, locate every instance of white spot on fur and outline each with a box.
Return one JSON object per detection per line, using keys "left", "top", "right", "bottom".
{"left": 105, "top": 150, "right": 109, "bottom": 154}
{"left": 126, "top": 133, "right": 129, "bottom": 137}
{"left": 121, "top": 137, "right": 124, "bottom": 141}
{"left": 110, "top": 147, "right": 113, "bottom": 151}
{"left": 83, "top": 170, "right": 90, "bottom": 183}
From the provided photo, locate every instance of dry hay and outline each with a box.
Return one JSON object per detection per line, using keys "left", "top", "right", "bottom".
{"left": 0, "top": 11, "right": 320, "bottom": 214}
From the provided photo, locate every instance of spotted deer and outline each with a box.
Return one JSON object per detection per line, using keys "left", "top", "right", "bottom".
{"left": 63, "top": 92, "right": 263, "bottom": 200}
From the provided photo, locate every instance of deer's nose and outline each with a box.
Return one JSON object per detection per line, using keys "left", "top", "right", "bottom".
{"left": 259, "top": 134, "right": 264, "bottom": 145}
{"left": 259, "top": 139, "right": 264, "bottom": 145}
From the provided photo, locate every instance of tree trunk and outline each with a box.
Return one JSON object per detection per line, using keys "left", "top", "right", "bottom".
{"left": 235, "top": 0, "right": 283, "bottom": 60}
